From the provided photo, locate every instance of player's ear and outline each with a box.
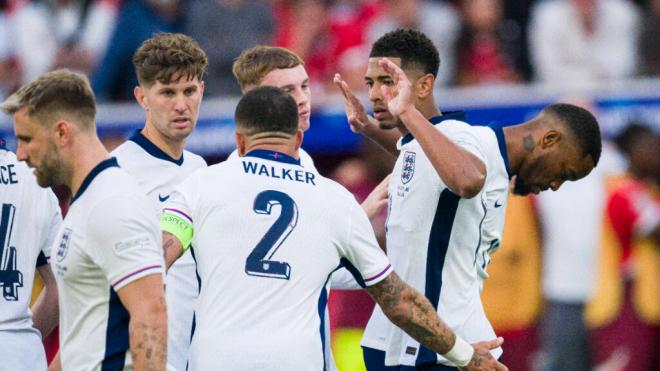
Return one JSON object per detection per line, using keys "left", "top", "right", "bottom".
{"left": 199, "top": 80, "right": 205, "bottom": 98}
{"left": 295, "top": 129, "right": 303, "bottom": 151}
{"left": 235, "top": 131, "right": 246, "bottom": 156}
{"left": 416, "top": 73, "right": 434, "bottom": 99}
{"left": 53, "top": 119, "right": 71, "bottom": 147}
{"left": 134, "top": 86, "right": 147, "bottom": 110}
{"left": 542, "top": 129, "right": 562, "bottom": 149}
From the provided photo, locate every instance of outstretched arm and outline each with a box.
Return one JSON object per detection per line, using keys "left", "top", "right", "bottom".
{"left": 377, "top": 59, "right": 486, "bottom": 199}
{"left": 334, "top": 73, "right": 401, "bottom": 157}
{"left": 367, "top": 272, "right": 508, "bottom": 371}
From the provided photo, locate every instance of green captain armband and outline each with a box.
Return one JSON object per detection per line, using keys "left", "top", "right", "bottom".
{"left": 160, "top": 210, "right": 194, "bottom": 251}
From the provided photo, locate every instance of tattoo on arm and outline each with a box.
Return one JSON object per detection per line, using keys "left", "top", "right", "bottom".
{"left": 130, "top": 297, "right": 167, "bottom": 371}
{"left": 523, "top": 134, "right": 535, "bottom": 152}
{"left": 366, "top": 272, "right": 456, "bottom": 355}
{"left": 163, "top": 231, "right": 175, "bottom": 260}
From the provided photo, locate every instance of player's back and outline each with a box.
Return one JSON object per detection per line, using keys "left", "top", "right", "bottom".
{"left": 169, "top": 150, "right": 390, "bottom": 371}
{"left": 0, "top": 147, "right": 61, "bottom": 370}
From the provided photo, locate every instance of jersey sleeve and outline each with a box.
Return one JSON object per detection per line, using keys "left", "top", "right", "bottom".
{"left": 437, "top": 122, "right": 488, "bottom": 165}
{"left": 86, "top": 195, "right": 164, "bottom": 291}
{"left": 337, "top": 202, "right": 392, "bottom": 287}
{"left": 38, "top": 188, "right": 62, "bottom": 265}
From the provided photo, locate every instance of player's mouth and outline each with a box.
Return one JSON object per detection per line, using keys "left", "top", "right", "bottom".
{"left": 373, "top": 108, "right": 389, "bottom": 120}
{"left": 299, "top": 110, "right": 310, "bottom": 120}
{"left": 172, "top": 117, "right": 192, "bottom": 127}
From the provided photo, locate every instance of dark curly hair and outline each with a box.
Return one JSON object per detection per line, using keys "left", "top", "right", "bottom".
{"left": 369, "top": 29, "right": 440, "bottom": 77}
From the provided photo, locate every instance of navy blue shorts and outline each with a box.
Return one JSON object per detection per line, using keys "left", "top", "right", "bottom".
{"left": 362, "top": 347, "right": 458, "bottom": 371}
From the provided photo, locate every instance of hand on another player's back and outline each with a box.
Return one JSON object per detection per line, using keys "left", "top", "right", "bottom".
{"left": 460, "top": 338, "right": 509, "bottom": 371}
{"left": 361, "top": 174, "right": 391, "bottom": 220}
{"left": 377, "top": 58, "right": 415, "bottom": 119}
{"left": 334, "top": 73, "right": 377, "bottom": 134}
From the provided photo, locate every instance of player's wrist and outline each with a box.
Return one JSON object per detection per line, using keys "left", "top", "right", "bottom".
{"left": 442, "top": 335, "right": 474, "bottom": 367}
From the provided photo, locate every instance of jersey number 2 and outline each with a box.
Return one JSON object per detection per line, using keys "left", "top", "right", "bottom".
{"left": 245, "top": 190, "right": 298, "bottom": 280}
{"left": 0, "top": 203, "right": 23, "bottom": 301}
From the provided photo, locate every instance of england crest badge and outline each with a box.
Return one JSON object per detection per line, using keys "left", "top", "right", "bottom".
{"left": 401, "top": 151, "right": 416, "bottom": 184}
{"left": 56, "top": 228, "right": 73, "bottom": 262}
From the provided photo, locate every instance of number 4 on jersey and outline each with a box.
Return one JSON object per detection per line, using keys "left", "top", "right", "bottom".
{"left": 0, "top": 203, "right": 23, "bottom": 301}
{"left": 245, "top": 190, "right": 298, "bottom": 280}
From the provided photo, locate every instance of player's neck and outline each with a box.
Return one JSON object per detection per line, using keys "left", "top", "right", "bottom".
{"left": 141, "top": 125, "right": 185, "bottom": 160}
{"left": 68, "top": 136, "right": 111, "bottom": 196}
{"left": 418, "top": 98, "right": 441, "bottom": 120}
{"left": 502, "top": 124, "right": 527, "bottom": 176}
{"left": 244, "top": 139, "right": 299, "bottom": 160}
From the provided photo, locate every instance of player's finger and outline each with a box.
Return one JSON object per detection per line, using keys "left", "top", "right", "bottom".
{"left": 375, "top": 174, "right": 391, "bottom": 192}
{"left": 378, "top": 58, "right": 403, "bottom": 82}
{"left": 485, "top": 337, "right": 504, "bottom": 349}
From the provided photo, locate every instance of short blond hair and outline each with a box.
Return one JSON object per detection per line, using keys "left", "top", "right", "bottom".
{"left": 232, "top": 46, "right": 304, "bottom": 92}
{"left": 1, "top": 69, "right": 96, "bottom": 129}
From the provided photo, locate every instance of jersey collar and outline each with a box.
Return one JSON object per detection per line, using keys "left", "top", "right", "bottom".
{"left": 400, "top": 111, "right": 468, "bottom": 146}
{"left": 487, "top": 122, "right": 512, "bottom": 178}
{"left": 71, "top": 157, "right": 120, "bottom": 205}
{"left": 244, "top": 149, "right": 301, "bottom": 165}
{"left": 128, "top": 129, "right": 184, "bottom": 166}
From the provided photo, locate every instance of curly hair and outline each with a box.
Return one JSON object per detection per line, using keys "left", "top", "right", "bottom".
{"left": 369, "top": 29, "right": 440, "bottom": 77}
{"left": 543, "top": 103, "right": 602, "bottom": 165}
{"left": 132, "top": 33, "right": 208, "bottom": 86}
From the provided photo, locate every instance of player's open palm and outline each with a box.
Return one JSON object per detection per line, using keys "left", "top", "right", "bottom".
{"left": 460, "top": 338, "right": 509, "bottom": 371}
{"left": 378, "top": 58, "right": 415, "bottom": 118}
{"left": 334, "top": 73, "right": 371, "bottom": 133}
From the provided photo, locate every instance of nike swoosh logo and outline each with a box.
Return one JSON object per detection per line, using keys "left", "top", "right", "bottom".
{"left": 494, "top": 200, "right": 503, "bottom": 208}
{"left": 158, "top": 194, "right": 170, "bottom": 202}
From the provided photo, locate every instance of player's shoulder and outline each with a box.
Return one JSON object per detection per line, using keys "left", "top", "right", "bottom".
{"left": 314, "top": 174, "right": 361, "bottom": 206}
{"left": 183, "top": 149, "right": 207, "bottom": 169}
{"left": 110, "top": 139, "right": 138, "bottom": 158}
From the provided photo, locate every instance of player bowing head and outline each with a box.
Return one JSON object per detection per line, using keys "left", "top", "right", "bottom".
{"left": 235, "top": 86, "right": 301, "bottom": 154}
{"left": 508, "top": 103, "right": 601, "bottom": 195}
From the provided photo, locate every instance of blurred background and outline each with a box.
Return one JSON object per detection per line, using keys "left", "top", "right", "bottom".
{"left": 1, "top": 0, "right": 658, "bottom": 370}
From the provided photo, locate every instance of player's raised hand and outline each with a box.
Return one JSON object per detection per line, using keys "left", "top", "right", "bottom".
{"left": 378, "top": 58, "right": 415, "bottom": 118}
{"left": 333, "top": 73, "right": 374, "bottom": 133}
{"left": 459, "top": 337, "right": 508, "bottom": 371}
{"left": 361, "top": 174, "right": 391, "bottom": 220}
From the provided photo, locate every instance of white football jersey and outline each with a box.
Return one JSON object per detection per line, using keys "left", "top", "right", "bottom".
{"left": 112, "top": 129, "right": 207, "bottom": 371}
{"left": 0, "top": 145, "right": 61, "bottom": 371}
{"left": 361, "top": 113, "right": 510, "bottom": 367}
{"left": 164, "top": 149, "right": 392, "bottom": 371}
{"left": 228, "top": 146, "right": 316, "bottom": 172}
{"left": 52, "top": 158, "right": 165, "bottom": 370}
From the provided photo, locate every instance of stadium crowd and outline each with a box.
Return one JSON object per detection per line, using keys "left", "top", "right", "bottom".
{"left": 0, "top": 1, "right": 658, "bottom": 371}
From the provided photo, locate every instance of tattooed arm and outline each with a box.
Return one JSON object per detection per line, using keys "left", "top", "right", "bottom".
{"left": 117, "top": 274, "right": 167, "bottom": 371}
{"left": 162, "top": 231, "right": 185, "bottom": 270}
{"left": 366, "top": 272, "right": 508, "bottom": 371}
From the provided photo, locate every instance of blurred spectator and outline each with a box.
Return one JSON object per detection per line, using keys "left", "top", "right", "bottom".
{"left": 535, "top": 100, "right": 625, "bottom": 371}
{"left": 588, "top": 123, "right": 659, "bottom": 371}
{"left": 92, "top": 0, "right": 182, "bottom": 101}
{"left": 454, "top": 0, "right": 523, "bottom": 86}
{"left": 273, "top": 0, "right": 381, "bottom": 98}
{"left": 638, "top": 0, "right": 660, "bottom": 76}
{"left": 185, "top": 0, "right": 273, "bottom": 96}
{"left": 0, "top": 0, "right": 19, "bottom": 99}
{"left": 529, "top": 0, "right": 640, "bottom": 85}
{"left": 11, "top": 0, "right": 119, "bottom": 84}
{"left": 366, "top": 0, "right": 459, "bottom": 86}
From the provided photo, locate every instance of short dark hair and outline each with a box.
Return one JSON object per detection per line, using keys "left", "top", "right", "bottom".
{"left": 235, "top": 86, "right": 298, "bottom": 136}
{"left": 369, "top": 29, "right": 440, "bottom": 77}
{"left": 133, "top": 33, "right": 208, "bottom": 86}
{"left": 1, "top": 69, "right": 96, "bottom": 129}
{"left": 544, "top": 103, "right": 602, "bottom": 165}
